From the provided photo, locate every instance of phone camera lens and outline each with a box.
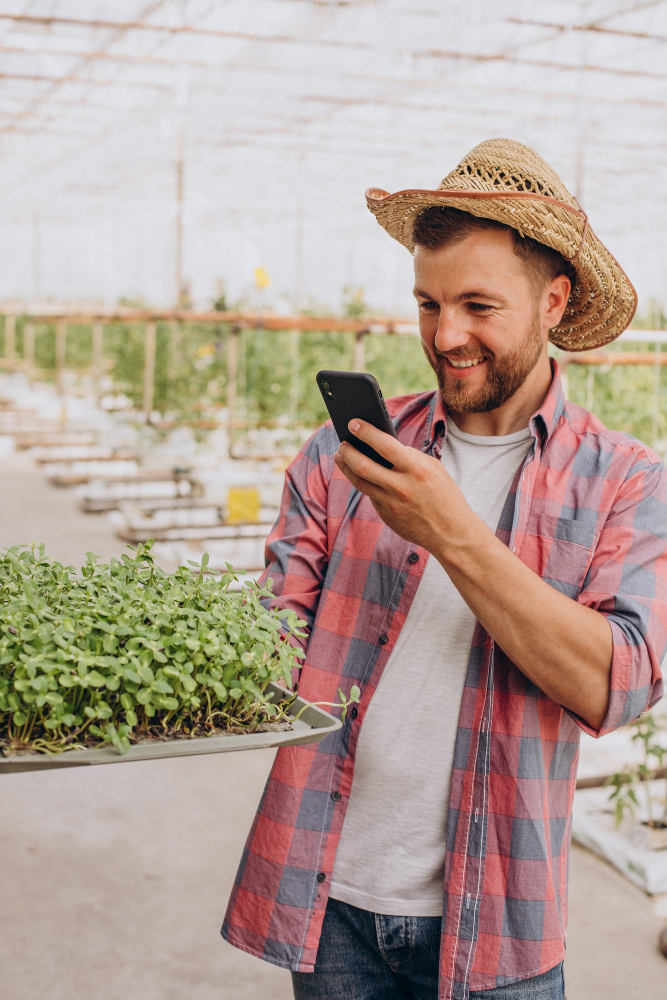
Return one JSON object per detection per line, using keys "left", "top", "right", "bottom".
{"left": 320, "top": 379, "right": 330, "bottom": 390}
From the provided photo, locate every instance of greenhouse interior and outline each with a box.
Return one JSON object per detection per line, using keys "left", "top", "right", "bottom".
{"left": 2, "top": 2, "right": 667, "bottom": 999}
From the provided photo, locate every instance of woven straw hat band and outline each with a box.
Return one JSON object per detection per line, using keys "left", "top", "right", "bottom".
{"left": 366, "top": 138, "right": 636, "bottom": 351}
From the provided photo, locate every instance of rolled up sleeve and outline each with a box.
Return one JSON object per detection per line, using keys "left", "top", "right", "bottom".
{"left": 576, "top": 457, "right": 667, "bottom": 736}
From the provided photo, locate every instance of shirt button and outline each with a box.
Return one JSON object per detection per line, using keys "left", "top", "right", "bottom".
{"left": 408, "top": 551, "right": 419, "bottom": 564}
{"left": 317, "top": 872, "right": 326, "bottom": 883}
{"left": 378, "top": 633, "right": 388, "bottom": 645}
{"left": 331, "top": 791, "right": 341, "bottom": 802}
{"left": 350, "top": 706, "right": 359, "bottom": 719}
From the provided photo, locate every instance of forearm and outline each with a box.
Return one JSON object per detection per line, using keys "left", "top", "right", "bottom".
{"left": 432, "top": 514, "right": 613, "bottom": 730}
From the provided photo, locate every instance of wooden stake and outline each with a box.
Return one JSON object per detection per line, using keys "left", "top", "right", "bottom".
{"left": 289, "top": 328, "right": 300, "bottom": 422}
{"left": 227, "top": 327, "right": 239, "bottom": 458}
{"left": 143, "top": 321, "right": 157, "bottom": 418}
{"left": 55, "top": 320, "right": 67, "bottom": 392}
{"left": 354, "top": 329, "right": 368, "bottom": 371}
{"left": 4, "top": 314, "right": 15, "bottom": 366}
{"left": 23, "top": 322, "right": 35, "bottom": 383}
{"left": 92, "top": 321, "right": 104, "bottom": 399}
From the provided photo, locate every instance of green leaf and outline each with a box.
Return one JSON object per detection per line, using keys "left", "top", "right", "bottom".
{"left": 138, "top": 665, "right": 154, "bottom": 684}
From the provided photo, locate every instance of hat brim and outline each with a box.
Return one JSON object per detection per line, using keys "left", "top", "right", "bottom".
{"left": 366, "top": 187, "right": 637, "bottom": 352}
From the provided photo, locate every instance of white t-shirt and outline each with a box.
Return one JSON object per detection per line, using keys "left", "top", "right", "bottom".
{"left": 329, "top": 419, "right": 533, "bottom": 916}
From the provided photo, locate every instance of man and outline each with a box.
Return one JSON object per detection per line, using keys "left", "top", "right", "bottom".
{"left": 222, "top": 139, "right": 667, "bottom": 1000}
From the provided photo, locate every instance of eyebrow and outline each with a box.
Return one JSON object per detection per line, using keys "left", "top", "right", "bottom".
{"left": 413, "top": 287, "right": 506, "bottom": 304}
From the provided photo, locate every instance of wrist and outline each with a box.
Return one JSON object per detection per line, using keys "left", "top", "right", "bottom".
{"left": 431, "top": 505, "right": 495, "bottom": 572}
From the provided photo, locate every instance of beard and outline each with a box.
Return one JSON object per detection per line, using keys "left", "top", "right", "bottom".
{"left": 423, "top": 310, "right": 544, "bottom": 414}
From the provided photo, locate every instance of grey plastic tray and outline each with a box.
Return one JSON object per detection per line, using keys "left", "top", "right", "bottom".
{"left": 0, "top": 683, "right": 341, "bottom": 773}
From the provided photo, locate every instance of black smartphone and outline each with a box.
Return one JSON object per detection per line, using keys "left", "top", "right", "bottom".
{"left": 316, "top": 370, "right": 398, "bottom": 469}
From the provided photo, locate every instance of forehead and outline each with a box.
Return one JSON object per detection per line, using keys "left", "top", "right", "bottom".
{"left": 413, "top": 228, "right": 528, "bottom": 292}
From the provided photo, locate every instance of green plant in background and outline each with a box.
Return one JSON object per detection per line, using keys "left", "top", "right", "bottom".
{"left": 5, "top": 294, "right": 667, "bottom": 454}
{"left": 605, "top": 713, "right": 667, "bottom": 828}
{"left": 0, "top": 541, "right": 313, "bottom": 756}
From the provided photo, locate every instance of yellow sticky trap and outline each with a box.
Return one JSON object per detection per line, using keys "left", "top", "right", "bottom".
{"left": 254, "top": 266, "right": 271, "bottom": 289}
{"left": 227, "top": 487, "right": 260, "bottom": 524}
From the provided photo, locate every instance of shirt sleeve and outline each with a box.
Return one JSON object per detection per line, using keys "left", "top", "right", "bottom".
{"left": 257, "top": 423, "right": 334, "bottom": 683}
{"left": 574, "top": 455, "right": 667, "bottom": 737}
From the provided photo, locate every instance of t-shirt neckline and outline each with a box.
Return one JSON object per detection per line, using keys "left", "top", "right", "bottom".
{"left": 445, "top": 419, "right": 533, "bottom": 447}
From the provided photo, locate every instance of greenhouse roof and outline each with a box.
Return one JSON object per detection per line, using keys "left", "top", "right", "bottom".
{"left": 1, "top": 0, "right": 667, "bottom": 314}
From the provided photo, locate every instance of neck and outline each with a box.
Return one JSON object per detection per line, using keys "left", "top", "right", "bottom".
{"left": 447, "top": 351, "right": 552, "bottom": 436}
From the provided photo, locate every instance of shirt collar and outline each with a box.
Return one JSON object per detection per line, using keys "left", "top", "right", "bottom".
{"left": 423, "top": 358, "right": 565, "bottom": 456}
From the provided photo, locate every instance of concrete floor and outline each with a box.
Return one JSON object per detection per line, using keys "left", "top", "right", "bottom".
{"left": 1, "top": 450, "right": 666, "bottom": 999}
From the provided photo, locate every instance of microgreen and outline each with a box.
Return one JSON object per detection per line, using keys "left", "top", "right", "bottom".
{"left": 0, "top": 541, "right": 309, "bottom": 756}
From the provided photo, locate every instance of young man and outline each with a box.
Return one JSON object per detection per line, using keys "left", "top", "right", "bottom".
{"left": 222, "top": 139, "right": 667, "bottom": 1000}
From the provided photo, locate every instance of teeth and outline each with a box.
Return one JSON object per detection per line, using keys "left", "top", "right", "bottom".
{"left": 449, "top": 358, "right": 484, "bottom": 369}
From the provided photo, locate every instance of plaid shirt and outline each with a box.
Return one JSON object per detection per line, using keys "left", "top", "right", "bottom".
{"left": 222, "top": 363, "right": 667, "bottom": 998}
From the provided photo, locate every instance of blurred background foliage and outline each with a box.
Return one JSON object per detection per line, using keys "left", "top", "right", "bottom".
{"left": 1, "top": 294, "right": 665, "bottom": 455}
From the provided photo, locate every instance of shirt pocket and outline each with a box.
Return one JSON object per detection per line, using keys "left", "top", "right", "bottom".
{"left": 518, "top": 511, "right": 597, "bottom": 598}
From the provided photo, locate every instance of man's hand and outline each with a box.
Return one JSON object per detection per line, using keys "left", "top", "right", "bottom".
{"left": 334, "top": 417, "right": 613, "bottom": 732}
{"left": 334, "top": 418, "right": 475, "bottom": 552}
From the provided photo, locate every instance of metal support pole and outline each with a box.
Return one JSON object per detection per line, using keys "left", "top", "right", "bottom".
{"left": 143, "top": 321, "right": 157, "bottom": 419}
{"left": 354, "top": 329, "right": 368, "bottom": 371}
{"left": 289, "top": 328, "right": 300, "bottom": 422}
{"left": 653, "top": 343, "right": 662, "bottom": 448}
{"left": 4, "top": 314, "right": 15, "bottom": 366}
{"left": 55, "top": 320, "right": 67, "bottom": 392}
{"left": 92, "top": 321, "right": 104, "bottom": 399}
{"left": 23, "top": 322, "right": 35, "bottom": 383}
{"left": 227, "top": 327, "right": 239, "bottom": 458}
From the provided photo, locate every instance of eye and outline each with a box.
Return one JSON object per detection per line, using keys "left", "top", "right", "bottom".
{"left": 468, "top": 302, "right": 493, "bottom": 312}
{"left": 419, "top": 300, "right": 438, "bottom": 311}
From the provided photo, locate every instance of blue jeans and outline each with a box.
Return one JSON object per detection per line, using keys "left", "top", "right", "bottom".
{"left": 291, "top": 898, "right": 565, "bottom": 1000}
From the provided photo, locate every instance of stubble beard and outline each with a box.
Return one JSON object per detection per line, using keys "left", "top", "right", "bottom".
{"left": 424, "top": 311, "right": 544, "bottom": 414}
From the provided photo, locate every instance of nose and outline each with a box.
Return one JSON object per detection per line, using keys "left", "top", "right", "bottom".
{"left": 433, "top": 308, "right": 474, "bottom": 355}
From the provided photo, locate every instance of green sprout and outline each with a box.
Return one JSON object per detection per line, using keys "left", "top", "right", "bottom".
{"left": 0, "top": 541, "right": 310, "bottom": 756}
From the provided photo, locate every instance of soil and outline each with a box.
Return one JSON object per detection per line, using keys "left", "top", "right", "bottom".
{"left": 0, "top": 714, "right": 295, "bottom": 758}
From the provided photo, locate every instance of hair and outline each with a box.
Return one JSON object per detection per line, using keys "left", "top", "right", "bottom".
{"left": 412, "top": 206, "right": 576, "bottom": 296}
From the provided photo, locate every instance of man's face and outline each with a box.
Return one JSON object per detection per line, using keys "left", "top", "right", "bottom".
{"left": 413, "top": 229, "right": 551, "bottom": 414}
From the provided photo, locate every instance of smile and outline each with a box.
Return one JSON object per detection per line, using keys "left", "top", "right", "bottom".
{"left": 445, "top": 357, "right": 487, "bottom": 374}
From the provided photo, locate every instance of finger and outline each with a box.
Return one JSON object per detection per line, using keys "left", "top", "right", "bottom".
{"left": 334, "top": 452, "right": 385, "bottom": 503}
{"left": 347, "top": 419, "right": 409, "bottom": 471}
{"left": 337, "top": 439, "right": 395, "bottom": 487}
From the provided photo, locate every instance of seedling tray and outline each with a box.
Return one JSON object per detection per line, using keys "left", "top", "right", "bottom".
{"left": 0, "top": 683, "right": 341, "bottom": 773}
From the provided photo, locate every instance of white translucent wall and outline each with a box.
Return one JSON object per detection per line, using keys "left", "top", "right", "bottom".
{"left": 1, "top": 0, "right": 667, "bottom": 315}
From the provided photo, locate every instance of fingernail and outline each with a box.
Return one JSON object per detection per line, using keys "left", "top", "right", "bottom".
{"left": 349, "top": 419, "right": 360, "bottom": 432}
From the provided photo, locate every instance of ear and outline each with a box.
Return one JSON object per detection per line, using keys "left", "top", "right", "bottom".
{"left": 543, "top": 274, "right": 571, "bottom": 330}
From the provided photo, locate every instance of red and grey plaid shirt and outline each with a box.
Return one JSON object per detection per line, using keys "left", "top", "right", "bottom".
{"left": 222, "top": 363, "right": 667, "bottom": 998}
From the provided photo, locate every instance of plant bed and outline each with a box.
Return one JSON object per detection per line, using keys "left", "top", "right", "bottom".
{"left": 33, "top": 447, "right": 136, "bottom": 464}
{"left": 79, "top": 477, "right": 201, "bottom": 511}
{"left": 572, "top": 784, "right": 667, "bottom": 894}
{"left": 0, "top": 541, "right": 353, "bottom": 773}
{"left": 573, "top": 713, "right": 667, "bottom": 894}
{"left": 16, "top": 431, "right": 98, "bottom": 450}
{"left": 45, "top": 459, "right": 140, "bottom": 485}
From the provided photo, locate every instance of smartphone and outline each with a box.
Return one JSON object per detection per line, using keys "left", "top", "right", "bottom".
{"left": 316, "top": 370, "right": 398, "bottom": 469}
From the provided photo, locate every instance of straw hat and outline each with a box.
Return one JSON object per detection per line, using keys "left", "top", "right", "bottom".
{"left": 366, "top": 138, "right": 636, "bottom": 351}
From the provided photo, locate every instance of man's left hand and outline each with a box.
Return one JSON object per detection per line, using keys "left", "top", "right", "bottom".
{"left": 334, "top": 418, "right": 474, "bottom": 551}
